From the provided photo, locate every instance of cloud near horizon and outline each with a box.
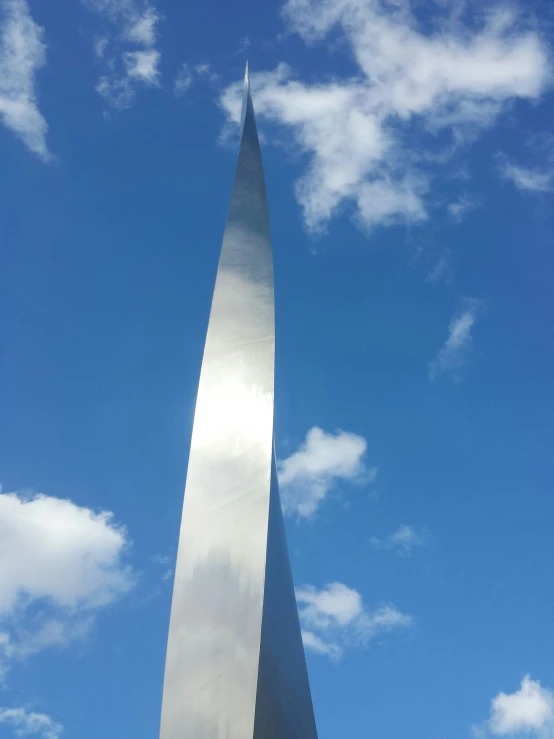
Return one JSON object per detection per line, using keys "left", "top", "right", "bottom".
{"left": 220, "top": 0, "right": 550, "bottom": 232}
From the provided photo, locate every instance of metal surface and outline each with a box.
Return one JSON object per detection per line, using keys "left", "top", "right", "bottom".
{"left": 159, "top": 65, "right": 318, "bottom": 739}
{"left": 253, "top": 457, "right": 319, "bottom": 738}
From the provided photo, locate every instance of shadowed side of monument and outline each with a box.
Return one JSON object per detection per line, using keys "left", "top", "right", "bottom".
{"left": 159, "top": 64, "right": 318, "bottom": 739}
{"left": 253, "top": 458, "right": 319, "bottom": 738}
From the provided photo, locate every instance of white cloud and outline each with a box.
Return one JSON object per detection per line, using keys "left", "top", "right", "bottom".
{"left": 83, "top": 0, "right": 160, "bottom": 41}
{"left": 278, "top": 427, "right": 376, "bottom": 517}
{"left": 296, "top": 582, "right": 411, "bottom": 660}
{"left": 0, "top": 0, "right": 50, "bottom": 160}
{"left": 475, "top": 676, "right": 554, "bottom": 739}
{"left": 0, "top": 488, "right": 134, "bottom": 679}
{"left": 298, "top": 581, "right": 363, "bottom": 629}
{"left": 500, "top": 161, "right": 553, "bottom": 193}
{"left": 195, "top": 63, "right": 213, "bottom": 76}
{"left": 123, "top": 49, "right": 160, "bottom": 83}
{"left": 371, "top": 524, "right": 427, "bottom": 556}
{"left": 174, "top": 62, "right": 193, "bottom": 97}
{"left": 0, "top": 707, "right": 62, "bottom": 739}
{"left": 0, "top": 491, "right": 133, "bottom": 612}
{"left": 123, "top": 5, "right": 158, "bottom": 46}
{"left": 301, "top": 629, "right": 342, "bottom": 660}
{"left": 96, "top": 74, "right": 135, "bottom": 110}
{"left": 429, "top": 298, "right": 481, "bottom": 380}
{"left": 448, "top": 193, "right": 479, "bottom": 222}
{"left": 220, "top": 1, "right": 550, "bottom": 231}
{"left": 84, "top": 0, "right": 162, "bottom": 109}
{"left": 194, "top": 62, "right": 219, "bottom": 84}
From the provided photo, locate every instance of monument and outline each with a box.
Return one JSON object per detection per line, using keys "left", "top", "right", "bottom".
{"left": 159, "top": 65, "right": 319, "bottom": 739}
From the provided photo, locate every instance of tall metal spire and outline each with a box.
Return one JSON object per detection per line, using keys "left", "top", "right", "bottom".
{"left": 159, "top": 67, "right": 318, "bottom": 739}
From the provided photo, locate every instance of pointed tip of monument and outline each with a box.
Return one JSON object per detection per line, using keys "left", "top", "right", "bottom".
{"left": 244, "top": 60, "right": 250, "bottom": 87}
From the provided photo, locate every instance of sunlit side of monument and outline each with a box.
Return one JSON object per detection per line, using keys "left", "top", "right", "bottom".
{"left": 159, "top": 65, "right": 319, "bottom": 739}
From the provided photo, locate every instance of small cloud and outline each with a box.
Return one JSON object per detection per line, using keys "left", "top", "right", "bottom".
{"left": 427, "top": 255, "right": 451, "bottom": 285}
{"left": 296, "top": 582, "right": 411, "bottom": 661}
{"left": 123, "top": 5, "right": 158, "bottom": 46}
{"left": 93, "top": 35, "right": 108, "bottom": 59}
{"left": 0, "top": 0, "right": 51, "bottom": 160}
{"left": 123, "top": 49, "right": 160, "bottom": 84}
{"left": 301, "top": 630, "right": 342, "bottom": 661}
{"left": 298, "top": 582, "right": 363, "bottom": 629}
{"left": 231, "top": 36, "right": 250, "bottom": 56}
{"left": 448, "top": 194, "right": 479, "bottom": 222}
{"left": 96, "top": 74, "right": 135, "bottom": 109}
{"left": 0, "top": 707, "right": 62, "bottom": 739}
{"left": 194, "top": 62, "right": 219, "bottom": 83}
{"left": 151, "top": 554, "right": 171, "bottom": 566}
{"left": 150, "top": 553, "right": 173, "bottom": 583}
{"left": 500, "top": 160, "right": 553, "bottom": 193}
{"left": 371, "top": 524, "right": 428, "bottom": 557}
{"left": 278, "top": 427, "right": 377, "bottom": 518}
{"left": 97, "top": 49, "right": 160, "bottom": 109}
{"left": 429, "top": 298, "right": 481, "bottom": 381}
{"left": 473, "top": 675, "right": 554, "bottom": 738}
{"left": 195, "top": 63, "right": 212, "bottom": 76}
{"left": 173, "top": 62, "right": 193, "bottom": 97}
{"left": 83, "top": 0, "right": 162, "bottom": 110}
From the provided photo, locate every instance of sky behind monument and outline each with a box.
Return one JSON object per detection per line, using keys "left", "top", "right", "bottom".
{"left": 1, "top": 1, "right": 554, "bottom": 738}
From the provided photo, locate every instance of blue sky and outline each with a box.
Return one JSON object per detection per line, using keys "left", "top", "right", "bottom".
{"left": 1, "top": 0, "right": 554, "bottom": 737}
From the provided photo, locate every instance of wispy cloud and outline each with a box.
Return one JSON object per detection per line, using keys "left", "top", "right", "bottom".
{"left": 220, "top": 1, "right": 550, "bottom": 232}
{"left": 0, "top": 707, "right": 62, "bottom": 739}
{"left": 448, "top": 194, "right": 480, "bottom": 222}
{"left": 474, "top": 676, "right": 554, "bottom": 739}
{"left": 429, "top": 299, "right": 481, "bottom": 381}
{"left": 296, "top": 582, "right": 411, "bottom": 660}
{"left": 0, "top": 0, "right": 50, "bottom": 160}
{"left": 94, "top": 35, "right": 108, "bottom": 59}
{"left": 371, "top": 524, "right": 428, "bottom": 557}
{"left": 173, "top": 62, "right": 193, "bottom": 97}
{"left": 278, "top": 427, "right": 376, "bottom": 517}
{"left": 84, "top": 0, "right": 162, "bottom": 109}
{"left": 500, "top": 161, "right": 553, "bottom": 193}
{"left": 231, "top": 35, "right": 250, "bottom": 57}
{"left": 0, "top": 487, "right": 134, "bottom": 680}
{"left": 427, "top": 254, "right": 451, "bottom": 285}
{"left": 150, "top": 553, "right": 173, "bottom": 582}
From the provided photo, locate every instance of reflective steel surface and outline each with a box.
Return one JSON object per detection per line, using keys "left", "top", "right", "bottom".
{"left": 159, "top": 65, "right": 317, "bottom": 739}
